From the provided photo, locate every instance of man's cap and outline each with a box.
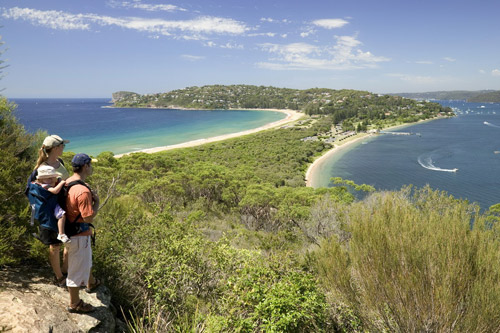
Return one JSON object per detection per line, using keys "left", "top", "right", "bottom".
{"left": 37, "top": 165, "right": 58, "bottom": 179}
{"left": 43, "top": 135, "right": 69, "bottom": 149}
{"left": 72, "top": 153, "right": 92, "bottom": 167}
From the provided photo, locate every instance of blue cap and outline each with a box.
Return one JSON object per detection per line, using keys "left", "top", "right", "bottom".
{"left": 72, "top": 153, "right": 92, "bottom": 167}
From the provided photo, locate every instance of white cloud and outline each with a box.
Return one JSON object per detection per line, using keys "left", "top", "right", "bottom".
{"left": 492, "top": 69, "right": 500, "bottom": 76}
{"left": 181, "top": 54, "right": 205, "bottom": 61}
{"left": 110, "top": 1, "right": 187, "bottom": 12}
{"left": 260, "top": 17, "right": 291, "bottom": 24}
{"left": 443, "top": 57, "right": 456, "bottom": 62}
{"left": 479, "top": 69, "right": 486, "bottom": 74}
{"left": 1, "top": 7, "right": 90, "bottom": 30}
{"left": 220, "top": 42, "right": 244, "bottom": 49}
{"left": 312, "top": 18, "right": 349, "bottom": 29}
{"left": 1, "top": 7, "right": 248, "bottom": 38}
{"left": 300, "top": 29, "right": 315, "bottom": 38}
{"left": 257, "top": 35, "right": 389, "bottom": 70}
{"left": 248, "top": 32, "right": 276, "bottom": 37}
{"left": 108, "top": 0, "right": 186, "bottom": 12}
{"left": 415, "top": 60, "right": 433, "bottom": 65}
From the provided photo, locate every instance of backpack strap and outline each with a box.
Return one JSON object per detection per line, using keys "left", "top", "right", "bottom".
{"left": 65, "top": 180, "right": 96, "bottom": 244}
{"left": 66, "top": 180, "right": 92, "bottom": 224}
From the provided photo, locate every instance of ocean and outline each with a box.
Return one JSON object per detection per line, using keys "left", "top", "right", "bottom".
{"left": 11, "top": 98, "right": 285, "bottom": 156}
{"left": 311, "top": 101, "right": 500, "bottom": 210}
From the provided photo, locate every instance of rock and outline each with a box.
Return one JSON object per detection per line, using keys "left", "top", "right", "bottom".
{"left": 0, "top": 266, "right": 120, "bottom": 332}
{"left": 111, "top": 91, "right": 139, "bottom": 103}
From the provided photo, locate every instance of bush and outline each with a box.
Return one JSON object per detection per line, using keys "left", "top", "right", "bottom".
{"left": 314, "top": 186, "right": 500, "bottom": 331}
{"left": 0, "top": 98, "right": 41, "bottom": 265}
{"left": 212, "top": 255, "right": 327, "bottom": 332}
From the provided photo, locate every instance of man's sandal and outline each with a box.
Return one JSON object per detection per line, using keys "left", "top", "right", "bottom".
{"left": 85, "top": 278, "right": 101, "bottom": 293}
{"left": 67, "top": 299, "right": 95, "bottom": 313}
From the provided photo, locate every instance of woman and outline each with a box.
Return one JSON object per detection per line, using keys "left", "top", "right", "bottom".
{"left": 35, "top": 134, "right": 70, "bottom": 180}
{"left": 34, "top": 134, "right": 70, "bottom": 287}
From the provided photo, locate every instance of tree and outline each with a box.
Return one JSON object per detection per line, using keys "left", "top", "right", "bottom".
{"left": 0, "top": 97, "right": 42, "bottom": 264}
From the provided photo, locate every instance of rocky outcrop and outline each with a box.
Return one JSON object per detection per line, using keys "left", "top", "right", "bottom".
{"left": 111, "top": 91, "right": 139, "bottom": 103}
{"left": 0, "top": 266, "right": 125, "bottom": 332}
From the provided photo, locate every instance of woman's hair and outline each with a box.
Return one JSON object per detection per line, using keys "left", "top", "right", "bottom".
{"left": 34, "top": 145, "right": 53, "bottom": 170}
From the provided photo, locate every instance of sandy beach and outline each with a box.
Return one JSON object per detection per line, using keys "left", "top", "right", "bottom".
{"left": 305, "top": 117, "right": 446, "bottom": 187}
{"left": 305, "top": 133, "right": 372, "bottom": 187}
{"left": 115, "top": 109, "right": 304, "bottom": 158}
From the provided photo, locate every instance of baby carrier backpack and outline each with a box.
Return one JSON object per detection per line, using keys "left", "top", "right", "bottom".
{"left": 26, "top": 182, "right": 60, "bottom": 232}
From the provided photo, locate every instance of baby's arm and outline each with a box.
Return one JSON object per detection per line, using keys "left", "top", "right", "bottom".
{"left": 47, "top": 180, "right": 66, "bottom": 194}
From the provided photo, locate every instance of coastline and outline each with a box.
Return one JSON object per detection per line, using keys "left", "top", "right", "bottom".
{"left": 305, "top": 116, "right": 447, "bottom": 187}
{"left": 115, "top": 109, "right": 304, "bottom": 158}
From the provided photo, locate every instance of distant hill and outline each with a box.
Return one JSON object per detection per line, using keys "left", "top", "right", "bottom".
{"left": 111, "top": 91, "right": 140, "bottom": 102}
{"left": 112, "top": 84, "right": 454, "bottom": 126}
{"left": 467, "top": 91, "right": 500, "bottom": 103}
{"left": 389, "top": 90, "right": 496, "bottom": 101}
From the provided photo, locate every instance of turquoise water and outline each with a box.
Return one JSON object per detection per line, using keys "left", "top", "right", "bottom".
{"left": 311, "top": 101, "right": 500, "bottom": 210}
{"left": 13, "top": 98, "right": 285, "bottom": 156}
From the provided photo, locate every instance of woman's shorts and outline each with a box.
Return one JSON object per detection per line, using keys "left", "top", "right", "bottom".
{"left": 38, "top": 226, "right": 62, "bottom": 246}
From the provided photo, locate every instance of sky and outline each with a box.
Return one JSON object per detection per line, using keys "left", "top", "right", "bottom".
{"left": 1, "top": 0, "right": 500, "bottom": 98}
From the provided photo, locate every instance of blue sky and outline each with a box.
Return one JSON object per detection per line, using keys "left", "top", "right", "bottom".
{"left": 1, "top": 0, "right": 499, "bottom": 97}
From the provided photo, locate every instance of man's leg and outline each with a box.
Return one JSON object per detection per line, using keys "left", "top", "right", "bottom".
{"left": 68, "top": 286, "right": 80, "bottom": 307}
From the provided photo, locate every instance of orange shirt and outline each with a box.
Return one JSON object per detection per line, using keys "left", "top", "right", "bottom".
{"left": 65, "top": 184, "right": 94, "bottom": 236}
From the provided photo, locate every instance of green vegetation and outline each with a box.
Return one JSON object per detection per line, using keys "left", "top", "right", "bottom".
{"left": 0, "top": 97, "right": 41, "bottom": 265}
{"left": 3, "top": 88, "right": 500, "bottom": 331}
{"left": 314, "top": 187, "right": 500, "bottom": 332}
{"left": 467, "top": 90, "right": 500, "bottom": 103}
{"left": 112, "top": 85, "right": 454, "bottom": 125}
{"left": 392, "top": 90, "right": 496, "bottom": 101}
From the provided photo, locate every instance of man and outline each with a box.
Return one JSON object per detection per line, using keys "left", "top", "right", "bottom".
{"left": 65, "top": 153, "right": 100, "bottom": 313}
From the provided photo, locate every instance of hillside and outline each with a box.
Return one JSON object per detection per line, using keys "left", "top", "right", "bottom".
{"left": 467, "top": 90, "right": 500, "bottom": 103}
{"left": 389, "top": 90, "right": 495, "bottom": 101}
{"left": 112, "top": 85, "right": 454, "bottom": 127}
{"left": 3, "top": 91, "right": 500, "bottom": 331}
{"left": 112, "top": 85, "right": 370, "bottom": 110}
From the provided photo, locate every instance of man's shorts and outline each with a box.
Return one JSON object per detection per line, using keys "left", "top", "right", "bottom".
{"left": 66, "top": 235, "right": 92, "bottom": 288}
{"left": 38, "top": 226, "right": 62, "bottom": 246}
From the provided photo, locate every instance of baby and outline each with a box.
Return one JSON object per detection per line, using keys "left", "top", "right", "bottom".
{"left": 36, "top": 165, "right": 71, "bottom": 243}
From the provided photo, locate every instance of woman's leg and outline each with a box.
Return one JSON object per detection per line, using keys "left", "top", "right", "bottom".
{"left": 49, "top": 244, "right": 63, "bottom": 279}
{"left": 62, "top": 246, "right": 68, "bottom": 274}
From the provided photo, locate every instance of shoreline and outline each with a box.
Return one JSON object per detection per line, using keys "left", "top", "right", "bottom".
{"left": 114, "top": 109, "right": 304, "bottom": 158}
{"left": 305, "top": 116, "right": 447, "bottom": 187}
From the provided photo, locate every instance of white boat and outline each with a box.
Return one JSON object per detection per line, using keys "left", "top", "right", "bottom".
{"left": 451, "top": 168, "right": 458, "bottom": 172}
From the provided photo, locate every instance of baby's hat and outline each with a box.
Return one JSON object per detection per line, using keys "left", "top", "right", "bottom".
{"left": 37, "top": 165, "right": 58, "bottom": 179}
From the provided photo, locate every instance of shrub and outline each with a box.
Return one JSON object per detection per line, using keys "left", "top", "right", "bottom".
{"left": 0, "top": 98, "right": 41, "bottom": 265}
{"left": 214, "top": 256, "right": 327, "bottom": 332}
{"left": 314, "top": 186, "right": 500, "bottom": 331}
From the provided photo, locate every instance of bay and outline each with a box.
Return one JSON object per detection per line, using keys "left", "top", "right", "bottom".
{"left": 12, "top": 98, "right": 285, "bottom": 156}
{"left": 312, "top": 101, "right": 500, "bottom": 210}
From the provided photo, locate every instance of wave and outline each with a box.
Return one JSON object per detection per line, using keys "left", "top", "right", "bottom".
{"left": 417, "top": 155, "right": 458, "bottom": 173}
{"left": 484, "top": 121, "right": 500, "bottom": 128}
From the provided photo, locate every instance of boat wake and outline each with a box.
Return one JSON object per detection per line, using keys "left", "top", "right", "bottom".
{"left": 484, "top": 121, "right": 500, "bottom": 129}
{"left": 417, "top": 155, "right": 458, "bottom": 173}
